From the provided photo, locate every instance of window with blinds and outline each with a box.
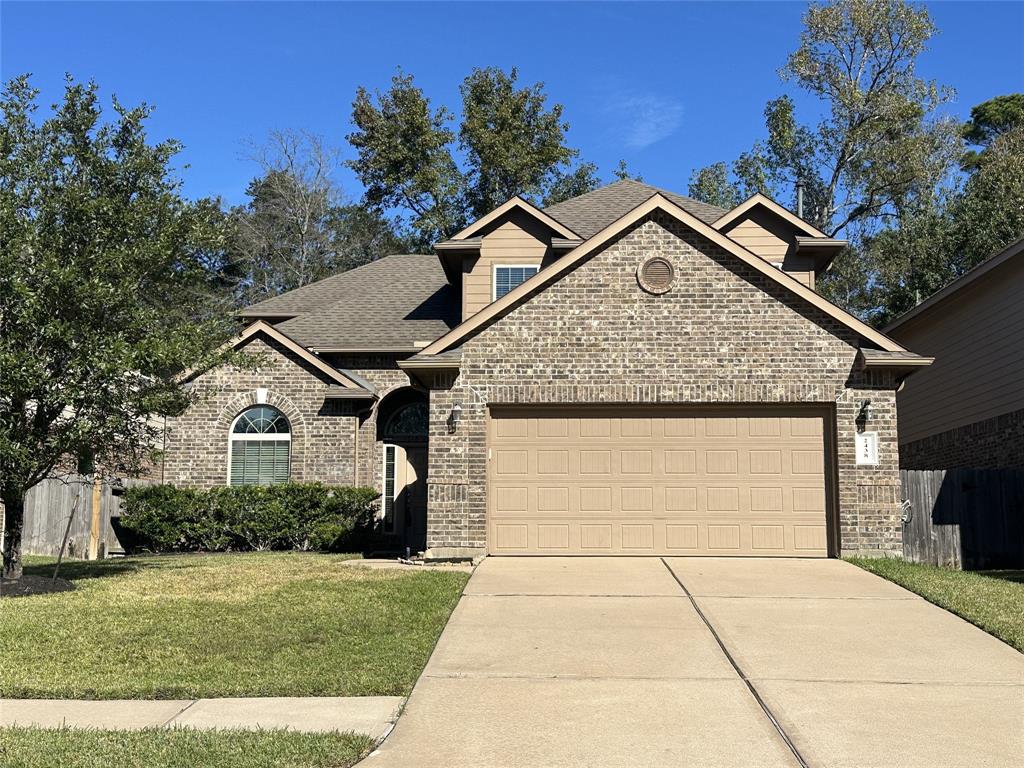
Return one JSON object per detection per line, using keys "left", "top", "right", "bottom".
{"left": 494, "top": 265, "right": 539, "bottom": 299}
{"left": 229, "top": 406, "right": 291, "bottom": 486}
{"left": 382, "top": 445, "right": 397, "bottom": 532}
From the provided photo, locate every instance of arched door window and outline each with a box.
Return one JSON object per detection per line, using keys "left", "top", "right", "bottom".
{"left": 229, "top": 406, "right": 291, "bottom": 485}
{"left": 382, "top": 402, "right": 429, "bottom": 441}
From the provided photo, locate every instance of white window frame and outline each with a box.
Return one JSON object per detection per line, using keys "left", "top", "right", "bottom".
{"left": 381, "top": 443, "right": 398, "bottom": 533}
{"left": 226, "top": 408, "right": 292, "bottom": 486}
{"left": 492, "top": 264, "right": 540, "bottom": 302}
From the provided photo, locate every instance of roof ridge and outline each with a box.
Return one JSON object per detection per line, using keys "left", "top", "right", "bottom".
{"left": 543, "top": 177, "right": 716, "bottom": 212}
{"left": 241, "top": 253, "right": 432, "bottom": 313}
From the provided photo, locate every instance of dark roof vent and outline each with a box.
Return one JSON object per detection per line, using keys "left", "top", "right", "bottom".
{"left": 638, "top": 256, "right": 674, "bottom": 294}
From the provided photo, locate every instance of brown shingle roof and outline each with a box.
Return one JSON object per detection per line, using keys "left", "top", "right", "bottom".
{"left": 543, "top": 179, "right": 727, "bottom": 239}
{"left": 240, "top": 254, "right": 457, "bottom": 351}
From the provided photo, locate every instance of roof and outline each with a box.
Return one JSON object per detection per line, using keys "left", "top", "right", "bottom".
{"left": 239, "top": 254, "right": 458, "bottom": 352}
{"left": 712, "top": 193, "right": 831, "bottom": 239}
{"left": 447, "top": 196, "right": 579, "bottom": 241}
{"left": 187, "top": 320, "right": 376, "bottom": 396}
{"left": 421, "top": 193, "right": 909, "bottom": 356}
{"left": 543, "top": 179, "right": 727, "bottom": 239}
{"left": 884, "top": 237, "right": 1024, "bottom": 333}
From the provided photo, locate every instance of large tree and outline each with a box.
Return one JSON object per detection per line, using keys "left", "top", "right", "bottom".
{"left": 347, "top": 68, "right": 599, "bottom": 246}
{"left": 0, "top": 76, "right": 235, "bottom": 579}
{"left": 868, "top": 123, "right": 1024, "bottom": 324}
{"left": 961, "top": 93, "right": 1024, "bottom": 170}
{"left": 688, "top": 0, "right": 961, "bottom": 311}
{"left": 229, "top": 130, "right": 405, "bottom": 304}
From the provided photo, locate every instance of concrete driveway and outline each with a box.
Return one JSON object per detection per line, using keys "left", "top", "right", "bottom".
{"left": 364, "top": 557, "right": 1024, "bottom": 768}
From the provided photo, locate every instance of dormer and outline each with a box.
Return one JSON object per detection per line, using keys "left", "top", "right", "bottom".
{"left": 435, "top": 196, "right": 582, "bottom": 320}
{"left": 712, "top": 193, "right": 846, "bottom": 290}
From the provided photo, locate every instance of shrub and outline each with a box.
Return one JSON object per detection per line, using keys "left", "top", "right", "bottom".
{"left": 120, "top": 483, "right": 379, "bottom": 553}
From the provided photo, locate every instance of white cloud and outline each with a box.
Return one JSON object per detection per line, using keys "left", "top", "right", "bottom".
{"left": 604, "top": 89, "right": 684, "bottom": 150}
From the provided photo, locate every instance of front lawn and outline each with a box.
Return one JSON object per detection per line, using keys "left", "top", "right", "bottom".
{"left": 0, "top": 553, "right": 469, "bottom": 699}
{"left": 848, "top": 557, "right": 1024, "bottom": 652}
{"left": 0, "top": 727, "right": 373, "bottom": 768}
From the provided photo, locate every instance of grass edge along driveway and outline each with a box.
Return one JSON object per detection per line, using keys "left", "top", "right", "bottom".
{"left": 1, "top": 552, "right": 469, "bottom": 699}
{"left": 848, "top": 557, "right": 1024, "bottom": 652}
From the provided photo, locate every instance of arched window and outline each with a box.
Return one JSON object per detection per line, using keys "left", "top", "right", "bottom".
{"left": 229, "top": 406, "right": 291, "bottom": 486}
{"left": 382, "top": 402, "right": 429, "bottom": 441}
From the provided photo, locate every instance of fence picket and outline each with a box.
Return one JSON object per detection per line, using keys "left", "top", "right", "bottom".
{"left": 901, "top": 468, "right": 1024, "bottom": 569}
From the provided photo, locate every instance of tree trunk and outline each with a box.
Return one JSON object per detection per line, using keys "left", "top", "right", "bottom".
{"left": 2, "top": 492, "right": 25, "bottom": 580}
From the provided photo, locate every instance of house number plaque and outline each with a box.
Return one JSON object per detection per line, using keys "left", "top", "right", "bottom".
{"left": 855, "top": 431, "right": 879, "bottom": 465}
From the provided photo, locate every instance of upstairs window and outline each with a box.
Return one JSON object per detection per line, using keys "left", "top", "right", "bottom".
{"left": 229, "top": 406, "right": 291, "bottom": 486}
{"left": 494, "top": 265, "right": 539, "bottom": 300}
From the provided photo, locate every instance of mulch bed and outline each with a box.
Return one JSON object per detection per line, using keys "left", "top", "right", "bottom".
{"left": 0, "top": 574, "right": 76, "bottom": 598}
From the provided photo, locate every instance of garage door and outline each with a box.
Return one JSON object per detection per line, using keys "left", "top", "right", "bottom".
{"left": 488, "top": 408, "right": 829, "bottom": 556}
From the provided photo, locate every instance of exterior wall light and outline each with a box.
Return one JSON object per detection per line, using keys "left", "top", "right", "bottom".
{"left": 447, "top": 403, "right": 463, "bottom": 434}
{"left": 856, "top": 399, "right": 873, "bottom": 432}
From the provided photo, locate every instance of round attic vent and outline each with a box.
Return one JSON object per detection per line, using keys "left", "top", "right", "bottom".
{"left": 637, "top": 256, "right": 675, "bottom": 294}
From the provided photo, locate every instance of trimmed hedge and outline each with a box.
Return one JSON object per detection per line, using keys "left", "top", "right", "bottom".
{"left": 119, "top": 483, "right": 380, "bottom": 553}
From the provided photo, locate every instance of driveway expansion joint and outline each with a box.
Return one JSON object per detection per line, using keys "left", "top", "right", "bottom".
{"left": 660, "top": 558, "right": 811, "bottom": 768}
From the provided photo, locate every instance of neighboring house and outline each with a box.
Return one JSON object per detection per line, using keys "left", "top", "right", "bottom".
{"left": 164, "top": 179, "right": 931, "bottom": 559}
{"left": 885, "top": 238, "right": 1024, "bottom": 470}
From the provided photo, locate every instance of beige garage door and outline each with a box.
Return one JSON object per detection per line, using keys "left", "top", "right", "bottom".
{"left": 488, "top": 408, "right": 829, "bottom": 556}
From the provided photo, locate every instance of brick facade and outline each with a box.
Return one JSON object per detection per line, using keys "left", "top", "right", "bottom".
{"left": 425, "top": 213, "right": 903, "bottom": 558}
{"left": 900, "top": 407, "right": 1024, "bottom": 470}
{"left": 163, "top": 338, "right": 412, "bottom": 491}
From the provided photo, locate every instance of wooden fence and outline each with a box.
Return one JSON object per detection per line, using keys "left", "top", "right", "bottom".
{"left": 1, "top": 476, "right": 151, "bottom": 559}
{"left": 901, "top": 469, "right": 1024, "bottom": 569}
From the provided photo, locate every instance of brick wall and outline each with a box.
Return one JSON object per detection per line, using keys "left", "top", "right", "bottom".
{"left": 900, "top": 407, "right": 1024, "bottom": 469}
{"left": 426, "top": 212, "right": 903, "bottom": 557}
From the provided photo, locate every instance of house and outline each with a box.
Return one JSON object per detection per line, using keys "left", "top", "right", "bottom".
{"left": 885, "top": 238, "right": 1024, "bottom": 470}
{"left": 163, "top": 179, "right": 932, "bottom": 559}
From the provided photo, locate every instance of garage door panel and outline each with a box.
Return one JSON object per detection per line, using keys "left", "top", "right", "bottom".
{"left": 489, "top": 409, "right": 829, "bottom": 556}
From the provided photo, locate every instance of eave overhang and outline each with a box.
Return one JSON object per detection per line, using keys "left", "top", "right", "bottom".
{"left": 183, "top": 320, "right": 377, "bottom": 399}
{"left": 795, "top": 236, "right": 848, "bottom": 273}
{"left": 857, "top": 348, "right": 934, "bottom": 376}
{"left": 435, "top": 237, "right": 483, "bottom": 285}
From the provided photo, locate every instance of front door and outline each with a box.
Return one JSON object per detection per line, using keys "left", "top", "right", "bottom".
{"left": 385, "top": 443, "right": 429, "bottom": 554}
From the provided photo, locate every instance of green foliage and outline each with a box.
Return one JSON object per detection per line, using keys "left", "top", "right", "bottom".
{"left": 611, "top": 159, "right": 643, "bottom": 183}
{"left": 119, "top": 483, "right": 379, "bottom": 553}
{"left": 961, "top": 93, "right": 1024, "bottom": 169}
{"left": 5, "top": 553, "right": 470, "bottom": 699}
{"left": 0, "top": 74, "right": 238, "bottom": 577}
{"left": 687, "top": 0, "right": 962, "bottom": 315}
{"left": 348, "top": 71, "right": 466, "bottom": 247}
{"left": 226, "top": 131, "right": 407, "bottom": 304}
{"left": 460, "top": 67, "right": 580, "bottom": 216}
{"left": 347, "top": 67, "right": 599, "bottom": 243}
{"left": 0, "top": 727, "right": 374, "bottom": 768}
{"left": 687, "top": 162, "right": 740, "bottom": 209}
{"left": 868, "top": 125, "right": 1024, "bottom": 325}
{"left": 848, "top": 558, "right": 1024, "bottom": 652}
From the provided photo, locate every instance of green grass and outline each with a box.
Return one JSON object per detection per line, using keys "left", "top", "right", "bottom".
{"left": 0, "top": 552, "right": 469, "bottom": 699}
{"left": 0, "top": 727, "right": 373, "bottom": 768}
{"left": 848, "top": 557, "right": 1024, "bottom": 652}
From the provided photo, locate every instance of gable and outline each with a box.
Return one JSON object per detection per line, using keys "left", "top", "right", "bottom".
{"left": 422, "top": 194, "right": 906, "bottom": 355}
{"left": 188, "top": 321, "right": 375, "bottom": 396}
{"left": 460, "top": 212, "right": 864, "bottom": 384}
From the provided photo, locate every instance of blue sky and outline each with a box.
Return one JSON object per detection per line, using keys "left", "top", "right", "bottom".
{"left": 3, "top": 1, "right": 1022, "bottom": 207}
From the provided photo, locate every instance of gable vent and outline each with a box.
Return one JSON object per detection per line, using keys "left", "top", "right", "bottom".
{"left": 638, "top": 256, "right": 674, "bottom": 294}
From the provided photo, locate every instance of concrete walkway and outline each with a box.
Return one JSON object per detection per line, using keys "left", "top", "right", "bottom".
{"left": 364, "top": 557, "right": 1024, "bottom": 768}
{"left": 0, "top": 696, "right": 403, "bottom": 737}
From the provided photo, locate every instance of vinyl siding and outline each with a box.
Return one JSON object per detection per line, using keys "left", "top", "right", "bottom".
{"left": 720, "top": 208, "right": 815, "bottom": 289}
{"left": 462, "top": 210, "right": 552, "bottom": 320}
{"left": 890, "top": 256, "right": 1024, "bottom": 444}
